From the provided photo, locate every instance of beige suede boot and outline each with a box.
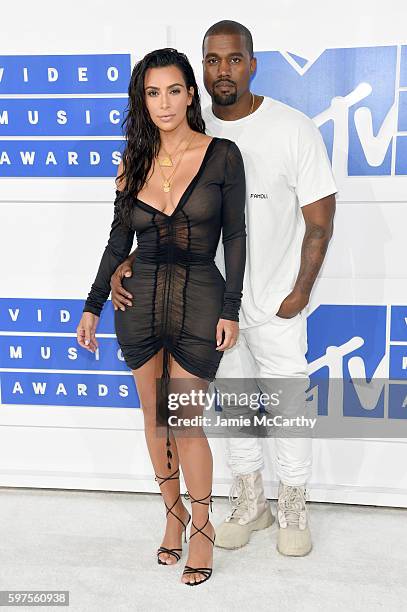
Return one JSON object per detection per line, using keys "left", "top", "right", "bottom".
{"left": 277, "top": 482, "right": 312, "bottom": 556}
{"left": 215, "top": 470, "right": 275, "bottom": 549}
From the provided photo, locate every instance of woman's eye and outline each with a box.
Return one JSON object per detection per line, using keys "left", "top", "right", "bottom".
{"left": 170, "top": 89, "right": 181, "bottom": 94}
{"left": 147, "top": 91, "right": 158, "bottom": 96}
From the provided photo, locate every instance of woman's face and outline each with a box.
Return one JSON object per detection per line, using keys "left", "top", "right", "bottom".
{"left": 144, "top": 65, "right": 194, "bottom": 132}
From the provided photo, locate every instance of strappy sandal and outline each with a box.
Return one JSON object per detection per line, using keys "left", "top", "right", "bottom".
{"left": 182, "top": 490, "right": 215, "bottom": 586}
{"left": 155, "top": 467, "right": 191, "bottom": 565}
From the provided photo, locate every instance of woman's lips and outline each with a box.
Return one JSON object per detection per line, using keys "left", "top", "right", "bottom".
{"left": 158, "top": 114, "right": 175, "bottom": 122}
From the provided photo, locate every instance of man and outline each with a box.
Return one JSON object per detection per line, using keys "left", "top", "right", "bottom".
{"left": 110, "top": 21, "right": 337, "bottom": 557}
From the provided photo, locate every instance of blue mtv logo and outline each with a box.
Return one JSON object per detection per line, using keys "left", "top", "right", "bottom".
{"left": 307, "top": 305, "right": 407, "bottom": 419}
{"left": 253, "top": 46, "right": 407, "bottom": 176}
{"left": 306, "top": 305, "right": 407, "bottom": 419}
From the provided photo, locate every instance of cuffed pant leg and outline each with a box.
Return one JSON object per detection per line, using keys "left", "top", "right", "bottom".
{"left": 245, "top": 312, "right": 313, "bottom": 485}
{"left": 215, "top": 330, "right": 265, "bottom": 476}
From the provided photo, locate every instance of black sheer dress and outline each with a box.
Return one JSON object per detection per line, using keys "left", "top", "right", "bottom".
{"left": 83, "top": 137, "right": 246, "bottom": 466}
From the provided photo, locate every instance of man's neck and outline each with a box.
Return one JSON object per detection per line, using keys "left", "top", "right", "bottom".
{"left": 211, "top": 92, "right": 263, "bottom": 121}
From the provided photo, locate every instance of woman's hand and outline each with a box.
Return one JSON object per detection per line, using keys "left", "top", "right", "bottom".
{"left": 216, "top": 318, "right": 239, "bottom": 351}
{"left": 76, "top": 312, "right": 100, "bottom": 353}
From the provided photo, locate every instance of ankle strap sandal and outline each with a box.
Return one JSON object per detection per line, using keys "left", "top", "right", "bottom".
{"left": 182, "top": 490, "right": 215, "bottom": 585}
{"left": 155, "top": 468, "right": 191, "bottom": 565}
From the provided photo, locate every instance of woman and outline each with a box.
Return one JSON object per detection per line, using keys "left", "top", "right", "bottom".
{"left": 76, "top": 48, "right": 246, "bottom": 586}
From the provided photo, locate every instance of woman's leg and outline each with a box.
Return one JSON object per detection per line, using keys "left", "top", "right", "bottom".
{"left": 168, "top": 358, "right": 215, "bottom": 585}
{"left": 132, "top": 348, "right": 189, "bottom": 565}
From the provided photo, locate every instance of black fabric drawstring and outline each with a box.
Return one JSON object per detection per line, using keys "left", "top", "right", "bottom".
{"left": 157, "top": 345, "right": 172, "bottom": 470}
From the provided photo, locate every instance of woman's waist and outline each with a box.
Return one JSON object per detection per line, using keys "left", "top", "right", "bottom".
{"left": 136, "top": 244, "right": 215, "bottom": 265}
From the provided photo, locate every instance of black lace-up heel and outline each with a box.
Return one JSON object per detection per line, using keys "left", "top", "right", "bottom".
{"left": 182, "top": 490, "right": 215, "bottom": 585}
{"left": 155, "top": 468, "right": 191, "bottom": 565}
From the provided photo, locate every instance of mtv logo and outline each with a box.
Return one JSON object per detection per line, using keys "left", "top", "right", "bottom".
{"left": 252, "top": 46, "right": 407, "bottom": 200}
{"left": 306, "top": 305, "right": 387, "bottom": 418}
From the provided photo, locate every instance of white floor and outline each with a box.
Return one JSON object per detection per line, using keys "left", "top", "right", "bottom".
{"left": 0, "top": 487, "right": 405, "bottom": 612}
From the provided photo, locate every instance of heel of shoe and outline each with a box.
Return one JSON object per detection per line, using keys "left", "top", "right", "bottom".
{"left": 184, "top": 513, "right": 191, "bottom": 544}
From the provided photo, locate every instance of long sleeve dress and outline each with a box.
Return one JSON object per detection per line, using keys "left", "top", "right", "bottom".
{"left": 83, "top": 137, "right": 246, "bottom": 467}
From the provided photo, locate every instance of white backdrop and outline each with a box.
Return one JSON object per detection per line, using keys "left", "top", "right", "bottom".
{"left": 1, "top": 0, "right": 407, "bottom": 507}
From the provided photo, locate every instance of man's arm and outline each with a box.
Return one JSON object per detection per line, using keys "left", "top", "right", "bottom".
{"left": 110, "top": 160, "right": 137, "bottom": 311}
{"left": 276, "top": 194, "right": 336, "bottom": 318}
{"left": 110, "top": 248, "right": 138, "bottom": 311}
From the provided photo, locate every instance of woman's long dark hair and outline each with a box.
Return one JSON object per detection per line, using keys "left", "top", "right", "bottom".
{"left": 116, "top": 48, "right": 206, "bottom": 226}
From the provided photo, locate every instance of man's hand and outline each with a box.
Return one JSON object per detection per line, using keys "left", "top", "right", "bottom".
{"left": 216, "top": 319, "right": 239, "bottom": 351}
{"left": 275, "top": 290, "right": 309, "bottom": 319}
{"left": 111, "top": 257, "right": 134, "bottom": 311}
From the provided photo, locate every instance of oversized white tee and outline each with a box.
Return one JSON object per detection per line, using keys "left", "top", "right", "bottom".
{"left": 202, "top": 96, "right": 337, "bottom": 329}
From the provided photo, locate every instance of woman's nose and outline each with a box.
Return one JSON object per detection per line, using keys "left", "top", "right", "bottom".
{"left": 160, "top": 94, "right": 170, "bottom": 109}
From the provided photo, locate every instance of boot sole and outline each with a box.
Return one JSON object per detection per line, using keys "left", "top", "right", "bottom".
{"left": 277, "top": 543, "right": 313, "bottom": 557}
{"left": 215, "top": 507, "right": 275, "bottom": 550}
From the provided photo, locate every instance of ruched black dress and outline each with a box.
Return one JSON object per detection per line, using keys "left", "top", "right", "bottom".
{"left": 83, "top": 137, "right": 246, "bottom": 466}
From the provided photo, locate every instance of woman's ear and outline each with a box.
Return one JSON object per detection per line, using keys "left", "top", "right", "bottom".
{"left": 187, "top": 86, "right": 194, "bottom": 106}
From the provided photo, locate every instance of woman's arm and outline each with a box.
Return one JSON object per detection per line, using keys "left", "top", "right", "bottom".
{"left": 216, "top": 141, "right": 246, "bottom": 350}
{"left": 83, "top": 190, "right": 135, "bottom": 317}
{"left": 220, "top": 141, "right": 246, "bottom": 321}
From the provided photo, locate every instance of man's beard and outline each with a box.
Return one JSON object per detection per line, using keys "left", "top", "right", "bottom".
{"left": 212, "top": 90, "right": 237, "bottom": 106}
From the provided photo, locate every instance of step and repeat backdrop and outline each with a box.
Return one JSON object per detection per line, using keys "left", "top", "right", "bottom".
{"left": 1, "top": 1, "right": 406, "bottom": 505}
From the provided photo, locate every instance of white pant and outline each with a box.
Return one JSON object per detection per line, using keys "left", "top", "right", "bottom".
{"left": 215, "top": 311, "right": 312, "bottom": 486}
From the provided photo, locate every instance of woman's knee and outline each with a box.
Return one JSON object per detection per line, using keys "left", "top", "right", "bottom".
{"left": 141, "top": 403, "right": 157, "bottom": 428}
{"left": 174, "top": 428, "right": 207, "bottom": 447}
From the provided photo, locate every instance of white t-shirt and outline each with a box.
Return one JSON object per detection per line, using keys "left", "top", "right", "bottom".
{"left": 202, "top": 96, "right": 337, "bottom": 329}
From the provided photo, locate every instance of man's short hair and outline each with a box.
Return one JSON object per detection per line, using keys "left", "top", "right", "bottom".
{"left": 202, "top": 20, "right": 254, "bottom": 58}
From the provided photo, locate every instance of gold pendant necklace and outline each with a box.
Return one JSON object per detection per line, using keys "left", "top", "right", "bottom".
{"left": 158, "top": 132, "right": 196, "bottom": 192}
{"left": 159, "top": 156, "right": 173, "bottom": 168}
{"left": 158, "top": 137, "right": 187, "bottom": 167}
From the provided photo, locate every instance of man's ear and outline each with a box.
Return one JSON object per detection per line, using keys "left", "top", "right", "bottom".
{"left": 250, "top": 56, "right": 257, "bottom": 76}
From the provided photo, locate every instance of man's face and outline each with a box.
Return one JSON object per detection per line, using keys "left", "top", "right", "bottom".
{"left": 202, "top": 33, "right": 255, "bottom": 106}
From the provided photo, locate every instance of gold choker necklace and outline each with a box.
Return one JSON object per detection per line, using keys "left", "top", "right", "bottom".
{"left": 249, "top": 93, "right": 255, "bottom": 115}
